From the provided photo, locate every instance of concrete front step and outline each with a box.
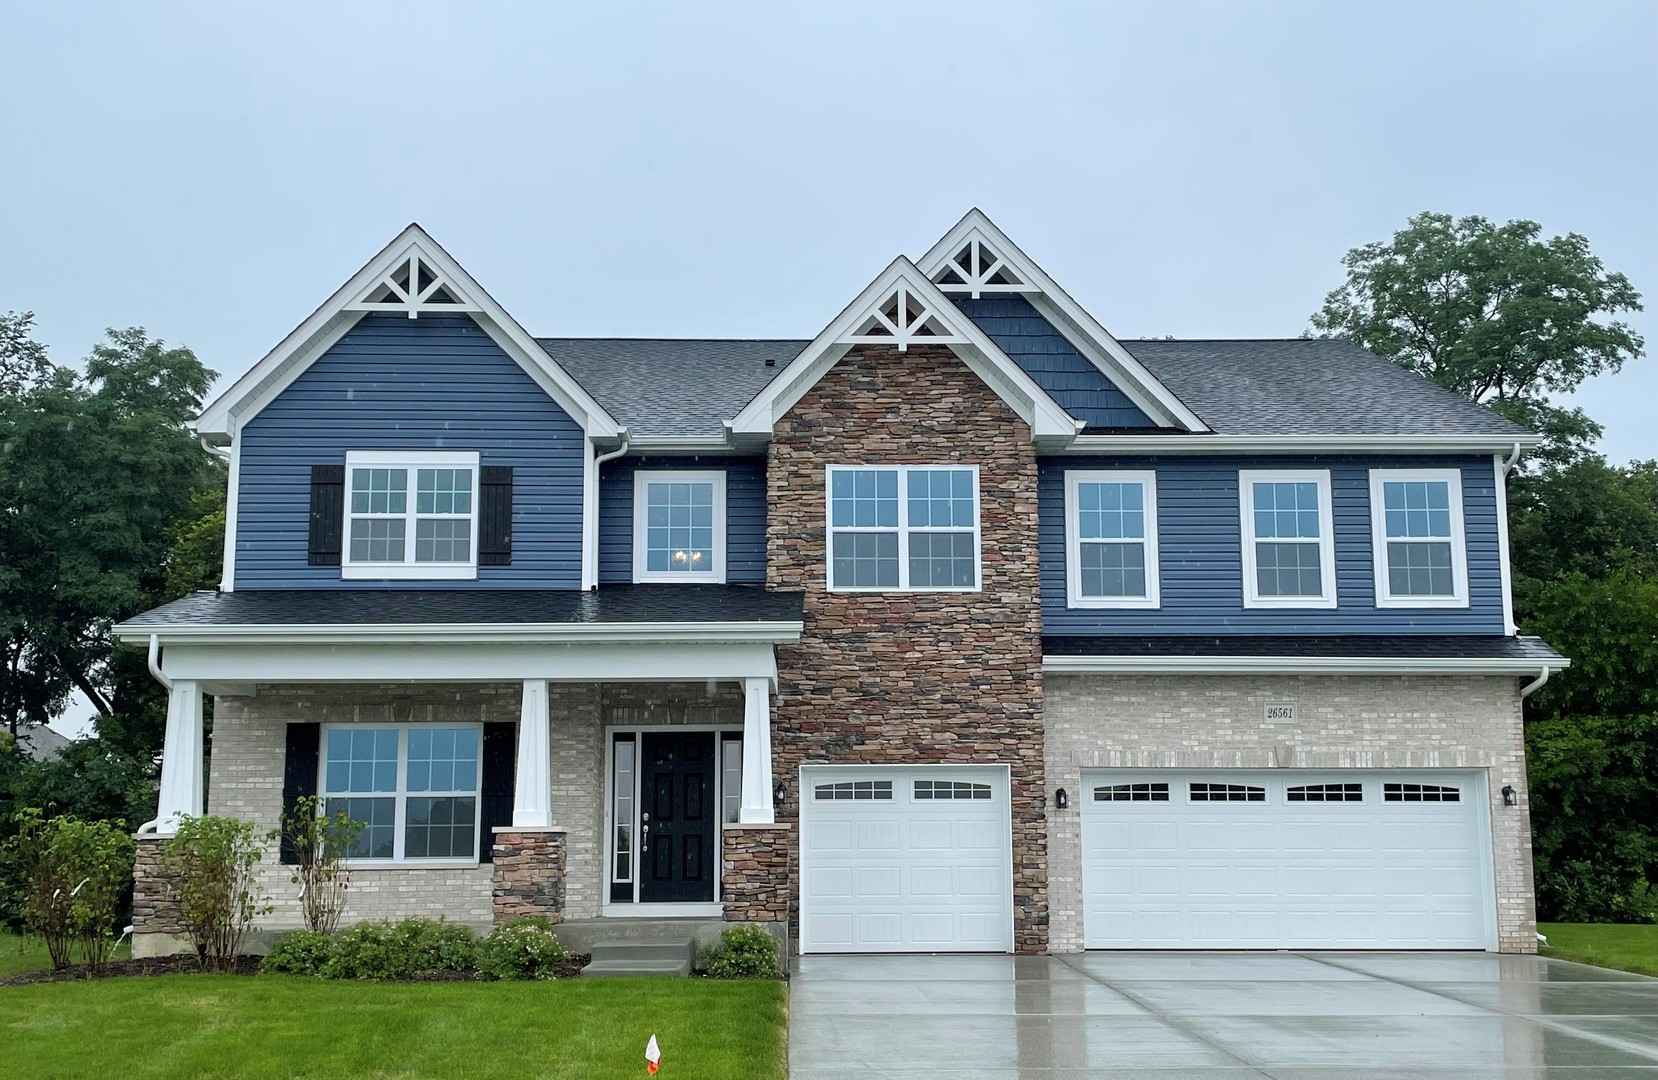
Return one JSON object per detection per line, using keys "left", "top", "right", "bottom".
{"left": 582, "top": 937, "right": 696, "bottom": 978}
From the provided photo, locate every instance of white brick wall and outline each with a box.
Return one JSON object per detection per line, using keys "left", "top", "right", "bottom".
{"left": 1043, "top": 673, "right": 1537, "bottom": 954}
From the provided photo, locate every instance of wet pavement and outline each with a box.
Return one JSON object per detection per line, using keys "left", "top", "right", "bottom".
{"left": 787, "top": 951, "right": 1658, "bottom": 1078}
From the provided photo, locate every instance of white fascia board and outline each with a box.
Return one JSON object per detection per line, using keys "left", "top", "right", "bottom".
{"left": 1042, "top": 655, "right": 1570, "bottom": 675}
{"left": 116, "top": 621, "right": 803, "bottom": 647}
{"left": 1059, "top": 433, "right": 1546, "bottom": 455}
{"left": 195, "top": 225, "right": 619, "bottom": 440}
{"left": 917, "top": 209, "right": 1210, "bottom": 433}
{"left": 729, "top": 256, "right": 1080, "bottom": 442}
{"left": 152, "top": 640, "right": 781, "bottom": 686}
{"left": 623, "top": 434, "right": 738, "bottom": 454}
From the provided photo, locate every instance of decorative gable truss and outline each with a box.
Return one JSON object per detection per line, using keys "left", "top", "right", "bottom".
{"left": 729, "top": 257, "right": 1080, "bottom": 444}
{"left": 347, "top": 250, "right": 479, "bottom": 317}
{"left": 919, "top": 210, "right": 1211, "bottom": 433}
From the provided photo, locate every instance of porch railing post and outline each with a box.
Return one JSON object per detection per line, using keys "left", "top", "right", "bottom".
{"left": 512, "top": 678, "right": 553, "bottom": 828}
{"left": 738, "top": 676, "right": 775, "bottom": 824}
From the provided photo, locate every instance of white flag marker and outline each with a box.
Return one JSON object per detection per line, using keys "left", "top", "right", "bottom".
{"left": 645, "top": 1034, "right": 661, "bottom": 1075}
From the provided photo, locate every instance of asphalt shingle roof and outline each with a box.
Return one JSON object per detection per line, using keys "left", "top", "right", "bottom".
{"left": 118, "top": 586, "right": 804, "bottom": 629}
{"left": 537, "top": 335, "right": 1525, "bottom": 439}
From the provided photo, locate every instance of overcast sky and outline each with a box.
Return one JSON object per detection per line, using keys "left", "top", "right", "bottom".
{"left": 4, "top": 1, "right": 1654, "bottom": 737}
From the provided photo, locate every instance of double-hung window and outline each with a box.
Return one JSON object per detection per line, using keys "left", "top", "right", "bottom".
{"left": 321, "top": 724, "right": 482, "bottom": 864}
{"left": 1369, "top": 469, "right": 1468, "bottom": 607}
{"left": 1065, "top": 470, "right": 1160, "bottom": 608}
{"left": 1239, "top": 470, "right": 1337, "bottom": 608}
{"left": 827, "top": 465, "right": 980, "bottom": 591}
{"left": 343, "top": 450, "right": 479, "bottom": 580}
{"left": 632, "top": 471, "right": 726, "bottom": 583}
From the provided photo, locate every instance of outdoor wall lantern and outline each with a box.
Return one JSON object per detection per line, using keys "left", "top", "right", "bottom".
{"left": 1055, "top": 788, "right": 1070, "bottom": 810}
{"left": 773, "top": 781, "right": 787, "bottom": 808}
{"left": 1502, "top": 784, "right": 1517, "bottom": 806}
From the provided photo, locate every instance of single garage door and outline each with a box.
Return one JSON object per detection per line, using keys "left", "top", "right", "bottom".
{"left": 800, "top": 765, "right": 1014, "bottom": 953}
{"left": 1081, "top": 770, "right": 1495, "bottom": 950}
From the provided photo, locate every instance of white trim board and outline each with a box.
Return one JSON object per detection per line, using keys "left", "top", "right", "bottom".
{"left": 195, "top": 224, "right": 620, "bottom": 440}
{"left": 116, "top": 621, "right": 802, "bottom": 647}
{"left": 1043, "top": 655, "right": 1569, "bottom": 676}
{"left": 917, "top": 209, "right": 1208, "bottom": 433}
{"left": 1061, "top": 434, "right": 1543, "bottom": 454}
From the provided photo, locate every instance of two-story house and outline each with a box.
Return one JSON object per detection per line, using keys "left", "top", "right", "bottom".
{"left": 117, "top": 211, "right": 1564, "bottom": 958}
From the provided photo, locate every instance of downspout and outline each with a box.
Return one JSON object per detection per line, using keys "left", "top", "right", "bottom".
{"left": 595, "top": 428, "right": 632, "bottom": 468}
{"left": 136, "top": 635, "right": 172, "bottom": 833}
{"left": 198, "top": 435, "right": 231, "bottom": 463}
{"left": 1500, "top": 441, "right": 1523, "bottom": 477}
{"left": 585, "top": 429, "right": 630, "bottom": 590}
{"left": 1519, "top": 665, "right": 1552, "bottom": 700}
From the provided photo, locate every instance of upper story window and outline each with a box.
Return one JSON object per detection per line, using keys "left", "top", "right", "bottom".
{"left": 322, "top": 724, "right": 482, "bottom": 864}
{"left": 343, "top": 451, "right": 479, "bottom": 580}
{"left": 632, "top": 471, "right": 726, "bottom": 583}
{"left": 826, "top": 465, "right": 980, "bottom": 592}
{"left": 1369, "top": 469, "right": 1468, "bottom": 607}
{"left": 1065, "top": 470, "right": 1160, "bottom": 609}
{"left": 1239, "top": 470, "right": 1336, "bottom": 609}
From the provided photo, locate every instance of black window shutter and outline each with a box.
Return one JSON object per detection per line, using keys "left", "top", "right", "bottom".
{"left": 308, "top": 464, "right": 345, "bottom": 566}
{"left": 279, "top": 724, "right": 322, "bottom": 865}
{"left": 478, "top": 721, "right": 516, "bottom": 863}
{"left": 478, "top": 466, "right": 513, "bottom": 566}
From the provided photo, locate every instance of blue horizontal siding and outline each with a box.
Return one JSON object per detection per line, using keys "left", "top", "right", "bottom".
{"left": 1040, "top": 455, "right": 1506, "bottom": 635}
{"left": 598, "top": 456, "right": 767, "bottom": 584}
{"left": 952, "top": 295, "right": 1156, "bottom": 428}
{"left": 235, "top": 312, "right": 585, "bottom": 589}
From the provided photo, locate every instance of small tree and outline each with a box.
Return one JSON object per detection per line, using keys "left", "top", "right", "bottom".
{"left": 160, "top": 815, "right": 272, "bottom": 971}
{"left": 280, "top": 795, "right": 363, "bottom": 934}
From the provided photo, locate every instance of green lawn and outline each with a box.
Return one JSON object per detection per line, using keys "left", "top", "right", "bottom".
{"left": 0, "top": 931, "right": 130, "bottom": 977}
{"left": 1540, "top": 922, "right": 1658, "bottom": 978}
{"left": 2, "top": 973, "right": 787, "bottom": 1079}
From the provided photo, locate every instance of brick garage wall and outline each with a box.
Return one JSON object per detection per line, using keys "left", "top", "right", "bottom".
{"left": 1044, "top": 672, "right": 1535, "bottom": 953}
{"left": 767, "top": 344, "right": 1048, "bottom": 952}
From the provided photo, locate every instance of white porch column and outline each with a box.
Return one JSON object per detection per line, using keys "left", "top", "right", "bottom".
{"left": 512, "top": 678, "right": 553, "bottom": 828}
{"left": 154, "top": 679, "right": 204, "bottom": 832}
{"left": 738, "top": 676, "right": 775, "bottom": 824}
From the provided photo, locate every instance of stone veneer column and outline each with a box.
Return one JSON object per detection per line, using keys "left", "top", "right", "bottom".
{"left": 131, "top": 834, "right": 185, "bottom": 945}
{"left": 765, "top": 344, "right": 1048, "bottom": 953}
{"left": 491, "top": 828, "right": 566, "bottom": 923}
{"left": 721, "top": 824, "right": 793, "bottom": 924}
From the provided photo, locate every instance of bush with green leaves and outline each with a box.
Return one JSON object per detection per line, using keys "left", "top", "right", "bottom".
{"left": 698, "top": 923, "right": 782, "bottom": 979}
{"left": 160, "top": 814, "right": 272, "bottom": 971}
{"left": 477, "top": 916, "right": 569, "bottom": 981}
{"left": 322, "top": 917, "right": 478, "bottom": 980}
{"left": 279, "top": 795, "right": 364, "bottom": 933}
{"left": 260, "top": 929, "right": 337, "bottom": 976}
{"left": 3, "top": 810, "right": 134, "bottom": 970}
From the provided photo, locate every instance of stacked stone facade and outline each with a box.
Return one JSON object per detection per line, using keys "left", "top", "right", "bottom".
{"left": 131, "top": 835, "right": 185, "bottom": 936}
{"left": 721, "top": 824, "right": 792, "bottom": 924}
{"left": 491, "top": 829, "right": 566, "bottom": 922}
{"left": 1043, "top": 672, "right": 1536, "bottom": 953}
{"left": 765, "top": 344, "right": 1049, "bottom": 952}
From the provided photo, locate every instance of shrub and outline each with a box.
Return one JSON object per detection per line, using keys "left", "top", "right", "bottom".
{"left": 324, "top": 917, "right": 478, "bottom": 979}
{"left": 698, "top": 923, "right": 782, "bottom": 979}
{"left": 279, "top": 796, "right": 364, "bottom": 934}
{"left": 261, "top": 929, "right": 336, "bottom": 976}
{"left": 477, "top": 917, "right": 569, "bottom": 981}
{"left": 160, "top": 815, "right": 273, "bottom": 972}
{"left": 3, "top": 811, "right": 134, "bottom": 970}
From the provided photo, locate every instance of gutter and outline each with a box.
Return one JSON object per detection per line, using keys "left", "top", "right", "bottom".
{"left": 1042, "top": 655, "right": 1570, "bottom": 676}
{"left": 115, "top": 620, "right": 806, "bottom": 648}
{"left": 1059, "top": 433, "right": 1545, "bottom": 455}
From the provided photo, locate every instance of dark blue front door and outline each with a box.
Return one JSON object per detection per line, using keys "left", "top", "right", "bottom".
{"left": 640, "top": 731, "right": 716, "bottom": 903}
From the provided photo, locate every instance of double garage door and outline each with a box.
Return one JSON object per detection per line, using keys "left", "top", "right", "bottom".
{"left": 1082, "top": 769, "right": 1496, "bottom": 950}
{"left": 799, "top": 765, "right": 1014, "bottom": 953}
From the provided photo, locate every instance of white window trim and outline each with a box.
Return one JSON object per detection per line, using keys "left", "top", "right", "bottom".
{"left": 320, "top": 722, "right": 484, "bottom": 869}
{"left": 631, "top": 470, "right": 727, "bottom": 584}
{"left": 342, "top": 450, "right": 480, "bottom": 581}
{"left": 1239, "top": 469, "right": 1338, "bottom": 610}
{"left": 824, "top": 464, "right": 982, "bottom": 593}
{"left": 1064, "top": 469, "right": 1161, "bottom": 609}
{"left": 1368, "top": 468, "right": 1470, "bottom": 609}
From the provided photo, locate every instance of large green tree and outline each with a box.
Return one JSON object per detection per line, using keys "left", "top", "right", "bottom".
{"left": 1311, "top": 211, "right": 1643, "bottom": 464}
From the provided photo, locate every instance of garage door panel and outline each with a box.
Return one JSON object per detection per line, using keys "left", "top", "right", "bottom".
{"left": 801, "top": 766, "right": 1013, "bottom": 953}
{"left": 1082, "top": 770, "right": 1493, "bottom": 950}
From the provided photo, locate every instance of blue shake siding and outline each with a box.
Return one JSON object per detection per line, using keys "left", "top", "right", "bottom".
{"left": 598, "top": 456, "right": 767, "bottom": 584}
{"left": 234, "top": 312, "right": 586, "bottom": 589}
{"left": 1039, "top": 455, "right": 1507, "bottom": 635}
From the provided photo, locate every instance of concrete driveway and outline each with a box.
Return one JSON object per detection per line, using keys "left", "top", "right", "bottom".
{"left": 788, "top": 952, "right": 1658, "bottom": 1078}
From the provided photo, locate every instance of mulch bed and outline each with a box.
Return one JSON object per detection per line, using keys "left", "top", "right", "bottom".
{"left": 0, "top": 953, "right": 591, "bottom": 987}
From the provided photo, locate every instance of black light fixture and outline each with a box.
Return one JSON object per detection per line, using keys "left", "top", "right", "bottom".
{"left": 1502, "top": 784, "right": 1517, "bottom": 807}
{"left": 773, "top": 781, "right": 787, "bottom": 808}
{"left": 1055, "top": 788, "right": 1069, "bottom": 810}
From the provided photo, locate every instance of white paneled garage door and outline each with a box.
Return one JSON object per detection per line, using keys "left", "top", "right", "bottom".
{"left": 800, "top": 765, "right": 1013, "bottom": 953}
{"left": 1081, "top": 770, "right": 1495, "bottom": 950}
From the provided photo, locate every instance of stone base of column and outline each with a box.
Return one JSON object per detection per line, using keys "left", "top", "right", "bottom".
{"left": 131, "top": 833, "right": 193, "bottom": 957}
{"left": 721, "top": 823, "right": 792, "bottom": 923}
{"left": 491, "top": 827, "right": 566, "bottom": 924}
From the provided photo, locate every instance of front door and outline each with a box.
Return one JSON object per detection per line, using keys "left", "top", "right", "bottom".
{"left": 639, "top": 731, "right": 716, "bottom": 903}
